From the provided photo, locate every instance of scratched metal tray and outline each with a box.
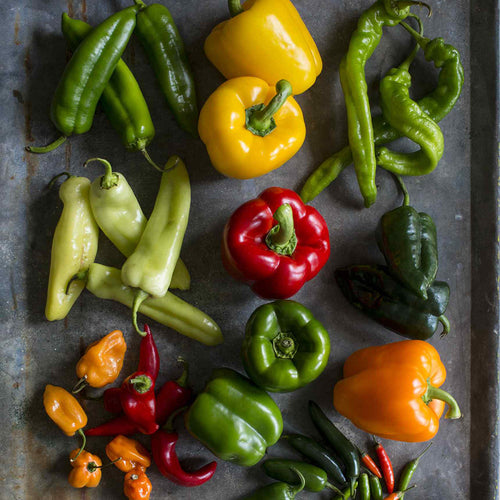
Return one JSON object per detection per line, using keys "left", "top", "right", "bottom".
{"left": 1, "top": 0, "right": 498, "bottom": 498}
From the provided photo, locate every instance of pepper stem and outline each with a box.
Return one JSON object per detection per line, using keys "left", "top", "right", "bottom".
{"left": 288, "top": 468, "right": 306, "bottom": 496}
{"left": 132, "top": 290, "right": 149, "bottom": 336}
{"left": 265, "top": 204, "right": 297, "bottom": 256}
{"left": 70, "top": 429, "right": 87, "bottom": 462}
{"left": 439, "top": 315, "right": 450, "bottom": 337}
{"left": 272, "top": 332, "right": 298, "bottom": 359}
{"left": 401, "top": 19, "right": 430, "bottom": 48}
{"left": 141, "top": 149, "right": 164, "bottom": 173}
{"left": 48, "top": 171, "right": 72, "bottom": 189}
{"left": 399, "top": 14, "right": 423, "bottom": 70}
{"left": 228, "top": 0, "right": 244, "bottom": 17}
{"left": 413, "top": 442, "right": 433, "bottom": 463}
{"left": 88, "top": 456, "right": 122, "bottom": 472}
{"left": 246, "top": 80, "right": 293, "bottom": 137}
{"left": 133, "top": 0, "right": 147, "bottom": 10}
{"left": 129, "top": 374, "right": 153, "bottom": 394}
{"left": 71, "top": 376, "right": 88, "bottom": 394}
{"left": 392, "top": 174, "right": 410, "bottom": 206}
{"left": 390, "top": 0, "right": 432, "bottom": 16}
{"left": 325, "top": 481, "right": 344, "bottom": 495}
{"left": 163, "top": 405, "right": 188, "bottom": 432}
{"left": 424, "top": 383, "right": 461, "bottom": 419}
{"left": 175, "top": 357, "right": 189, "bottom": 387}
{"left": 25, "top": 135, "right": 67, "bottom": 154}
{"left": 65, "top": 270, "right": 88, "bottom": 295}
{"left": 84, "top": 158, "right": 119, "bottom": 189}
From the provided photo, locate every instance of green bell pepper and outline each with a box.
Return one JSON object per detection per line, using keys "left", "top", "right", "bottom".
{"left": 185, "top": 368, "right": 283, "bottom": 466}
{"left": 242, "top": 300, "right": 330, "bottom": 392}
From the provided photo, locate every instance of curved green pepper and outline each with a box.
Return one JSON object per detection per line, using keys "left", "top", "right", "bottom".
{"left": 134, "top": 0, "right": 198, "bottom": 136}
{"left": 27, "top": 6, "right": 139, "bottom": 153}
{"left": 242, "top": 300, "right": 330, "bottom": 393}
{"left": 185, "top": 368, "right": 283, "bottom": 466}
{"left": 244, "top": 468, "right": 305, "bottom": 500}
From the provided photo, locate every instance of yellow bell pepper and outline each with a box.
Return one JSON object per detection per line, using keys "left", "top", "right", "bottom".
{"left": 198, "top": 77, "right": 306, "bottom": 179}
{"left": 205, "top": 0, "right": 322, "bottom": 95}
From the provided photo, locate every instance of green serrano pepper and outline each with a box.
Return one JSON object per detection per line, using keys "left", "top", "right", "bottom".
{"left": 133, "top": 0, "right": 199, "bottom": 136}
{"left": 369, "top": 474, "right": 383, "bottom": 500}
{"left": 27, "top": 6, "right": 139, "bottom": 153}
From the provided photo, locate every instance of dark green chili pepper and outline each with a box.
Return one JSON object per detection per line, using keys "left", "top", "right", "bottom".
{"left": 284, "top": 434, "right": 347, "bottom": 488}
{"left": 398, "top": 443, "right": 432, "bottom": 498}
{"left": 60, "top": 14, "right": 161, "bottom": 171}
{"left": 26, "top": 6, "right": 139, "bottom": 154}
{"left": 358, "top": 473, "right": 370, "bottom": 500}
{"left": 335, "top": 264, "right": 450, "bottom": 340}
{"left": 376, "top": 175, "right": 438, "bottom": 299}
{"left": 262, "top": 459, "right": 343, "bottom": 494}
{"left": 369, "top": 474, "right": 383, "bottom": 500}
{"left": 308, "top": 401, "right": 360, "bottom": 496}
{"left": 133, "top": 0, "right": 198, "bottom": 137}
{"left": 244, "top": 467, "right": 305, "bottom": 500}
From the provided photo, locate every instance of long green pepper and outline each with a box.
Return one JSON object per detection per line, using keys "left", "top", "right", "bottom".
{"left": 358, "top": 473, "right": 370, "bottom": 500}
{"left": 27, "top": 6, "right": 139, "bottom": 153}
{"left": 244, "top": 468, "right": 305, "bottom": 500}
{"left": 397, "top": 443, "right": 432, "bottom": 498}
{"left": 369, "top": 474, "right": 384, "bottom": 500}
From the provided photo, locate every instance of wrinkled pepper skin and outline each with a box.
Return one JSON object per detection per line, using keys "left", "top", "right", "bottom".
{"left": 43, "top": 385, "right": 87, "bottom": 436}
{"left": 334, "top": 340, "right": 461, "bottom": 442}
{"left": 205, "top": 0, "right": 322, "bottom": 95}
{"left": 68, "top": 449, "right": 102, "bottom": 488}
{"left": 199, "top": 77, "right": 305, "bottom": 179}
{"left": 242, "top": 300, "right": 330, "bottom": 392}
{"left": 185, "top": 368, "right": 283, "bottom": 466}
{"left": 222, "top": 187, "right": 330, "bottom": 299}
{"left": 335, "top": 265, "right": 450, "bottom": 340}
{"left": 124, "top": 467, "right": 152, "bottom": 500}
{"left": 45, "top": 175, "right": 98, "bottom": 321}
{"left": 106, "top": 435, "right": 151, "bottom": 473}
{"left": 76, "top": 330, "right": 126, "bottom": 388}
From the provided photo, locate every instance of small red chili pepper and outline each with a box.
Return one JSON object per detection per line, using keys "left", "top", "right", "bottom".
{"left": 384, "top": 485, "right": 416, "bottom": 499}
{"left": 120, "top": 372, "right": 158, "bottom": 435}
{"left": 85, "top": 414, "right": 139, "bottom": 437}
{"left": 155, "top": 358, "right": 192, "bottom": 426}
{"left": 103, "top": 387, "right": 123, "bottom": 414}
{"left": 373, "top": 436, "right": 394, "bottom": 494}
{"left": 358, "top": 448, "right": 382, "bottom": 479}
{"left": 151, "top": 407, "right": 217, "bottom": 486}
{"left": 139, "top": 325, "right": 160, "bottom": 382}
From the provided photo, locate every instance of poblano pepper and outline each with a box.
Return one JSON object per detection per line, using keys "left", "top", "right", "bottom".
{"left": 45, "top": 174, "right": 99, "bottom": 321}
{"left": 377, "top": 175, "right": 438, "bottom": 299}
{"left": 244, "top": 468, "right": 305, "bottom": 500}
{"left": 242, "top": 300, "right": 330, "bottom": 392}
{"left": 335, "top": 264, "right": 450, "bottom": 340}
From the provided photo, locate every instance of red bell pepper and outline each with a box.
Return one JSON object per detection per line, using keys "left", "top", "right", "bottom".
{"left": 222, "top": 187, "right": 330, "bottom": 299}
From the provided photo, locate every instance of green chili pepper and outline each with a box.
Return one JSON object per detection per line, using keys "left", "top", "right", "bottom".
{"left": 121, "top": 156, "right": 190, "bottom": 334}
{"left": 332, "top": 480, "right": 358, "bottom": 500}
{"left": 308, "top": 401, "right": 360, "bottom": 496}
{"left": 262, "top": 459, "right": 343, "bottom": 494}
{"left": 45, "top": 174, "right": 99, "bottom": 321}
{"left": 398, "top": 443, "right": 432, "bottom": 498}
{"left": 376, "top": 175, "right": 438, "bottom": 299}
{"left": 244, "top": 468, "right": 305, "bottom": 500}
{"left": 133, "top": 0, "right": 198, "bottom": 136}
{"left": 283, "top": 434, "right": 347, "bottom": 488}
{"left": 358, "top": 473, "right": 370, "bottom": 500}
{"left": 335, "top": 264, "right": 450, "bottom": 340}
{"left": 86, "top": 158, "right": 189, "bottom": 290}
{"left": 84, "top": 263, "right": 223, "bottom": 346}
{"left": 27, "top": 6, "right": 139, "bottom": 154}
{"left": 59, "top": 14, "right": 161, "bottom": 171}
{"left": 369, "top": 474, "right": 383, "bottom": 500}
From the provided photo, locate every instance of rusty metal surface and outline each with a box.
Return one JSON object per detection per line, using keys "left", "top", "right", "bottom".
{"left": 0, "top": 0, "right": 497, "bottom": 498}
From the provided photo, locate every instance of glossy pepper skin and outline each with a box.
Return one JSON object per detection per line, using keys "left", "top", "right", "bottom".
{"left": 68, "top": 449, "right": 102, "bottom": 488}
{"left": 199, "top": 77, "right": 305, "bottom": 179}
{"left": 335, "top": 264, "right": 450, "bottom": 340}
{"left": 242, "top": 300, "right": 330, "bottom": 392}
{"left": 222, "top": 187, "right": 330, "bottom": 299}
{"left": 76, "top": 330, "right": 126, "bottom": 388}
{"left": 139, "top": 325, "right": 160, "bottom": 383}
{"left": 86, "top": 414, "right": 139, "bottom": 437}
{"left": 43, "top": 385, "right": 87, "bottom": 436}
{"left": 133, "top": 0, "right": 198, "bottom": 136}
{"left": 333, "top": 340, "right": 461, "bottom": 442}
{"left": 106, "top": 435, "right": 151, "bottom": 473}
{"left": 124, "top": 467, "right": 152, "bottom": 500}
{"left": 205, "top": 0, "right": 322, "bottom": 95}
{"left": 45, "top": 175, "right": 98, "bottom": 321}
{"left": 185, "top": 368, "right": 283, "bottom": 466}
{"left": 244, "top": 468, "right": 305, "bottom": 499}
{"left": 85, "top": 263, "right": 223, "bottom": 346}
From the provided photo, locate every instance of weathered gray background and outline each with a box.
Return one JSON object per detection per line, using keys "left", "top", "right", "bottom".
{"left": 1, "top": 0, "right": 498, "bottom": 498}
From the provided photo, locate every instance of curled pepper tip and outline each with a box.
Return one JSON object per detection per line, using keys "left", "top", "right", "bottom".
{"left": 25, "top": 135, "right": 67, "bottom": 154}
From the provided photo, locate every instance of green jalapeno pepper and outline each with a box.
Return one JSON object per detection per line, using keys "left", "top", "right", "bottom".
{"left": 376, "top": 176, "right": 438, "bottom": 299}
{"left": 369, "top": 474, "right": 384, "bottom": 500}
{"left": 242, "top": 300, "right": 330, "bottom": 393}
{"left": 86, "top": 158, "right": 189, "bottom": 290}
{"left": 358, "top": 473, "right": 370, "bottom": 500}
{"left": 27, "top": 6, "right": 139, "bottom": 154}
{"left": 45, "top": 174, "right": 99, "bottom": 321}
{"left": 244, "top": 468, "right": 305, "bottom": 500}
{"left": 84, "top": 263, "right": 222, "bottom": 346}
{"left": 133, "top": 0, "right": 198, "bottom": 136}
{"left": 335, "top": 264, "right": 450, "bottom": 340}
{"left": 397, "top": 443, "right": 432, "bottom": 498}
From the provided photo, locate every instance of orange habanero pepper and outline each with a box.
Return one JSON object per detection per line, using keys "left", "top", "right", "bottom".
{"left": 124, "top": 467, "right": 153, "bottom": 500}
{"left": 43, "top": 384, "right": 87, "bottom": 436}
{"left": 68, "top": 449, "right": 102, "bottom": 488}
{"left": 333, "top": 340, "right": 461, "bottom": 442}
{"left": 106, "top": 435, "right": 151, "bottom": 473}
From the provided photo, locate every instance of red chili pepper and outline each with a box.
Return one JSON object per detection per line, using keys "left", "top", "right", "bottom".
{"left": 222, "top": 187, "right": 330, "bottom": 299}
{"left": 359, "top": 448, "right": 382, "bottom": 479}
{"left": 120, "top": 372, "right": 158, "bottom": 435}
{"left": 139, "top": 325, "right": 160, "bottom": 382}
{"left": 151, "top": 408, "right": 217, "bottom": 486}
{"left": 155, "top": 358, "right": 192, "bottom": 426}
{"left": 103, "top": 387, "right": 123, "bottom": 414}
{"left": 85, "top": 414, "right": 139, "bottom": 437}
{"left": 373, "top": 437, "right": 394, "bottom": 494}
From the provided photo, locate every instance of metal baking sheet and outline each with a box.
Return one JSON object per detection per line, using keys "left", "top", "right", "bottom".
{"left": 1, "top": 0, "right": 498, "bottom": 498}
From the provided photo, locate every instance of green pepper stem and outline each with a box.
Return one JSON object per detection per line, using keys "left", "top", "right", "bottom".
{"left": 48, "top": 171, "right": 72, "bottom": 189}
{"left": 228, "top": 0, "right": 244, "bottom": 17}
{"left": 392, "top": 174, "right": 410, "bottom": 206}
{"left": 133, "top": 0, "right": 147, "bottom": 10}
{"left": 65, "top": 270, "right": 89, "bottom": 295}
{"left": 84, "top": 158, "right": 119, "bottom": 189}
{"left": 393, "top": 0, "right": 431, "bottom": 16}
{"left": 401, "top": 20, "right": 430, "bottom": 48}
{"left": 175, "top": 357, "right": 189, "bottom": 387}
{"left": 425, "top": 384, "right": 461, "bottom": 419}
{"left": 132, "top": 290, "right": 149, "bottom": 336}
{"left": 325, "top": 482, "right": 344, "bottom": 495}
{"left": 25, "top": 135, "right": 67, "bottom": 154}
{"left": 246, "top": 80, "right": 293, "bottom": 137}
{"left": 163, "top": 405, "right": 188, "bottom": 432}
{"left": 129, "top": 374, "right": 153, "bottom": 394}
{"left": 141, "top": 149, "right": 164, "bottom": 173}
{"left": 399, "top": 14, "right": 423, "bottom": 70}
{"left": 439, "top": 315, "right": 450, "bottom": 337}
{"left": 71, "top": 376, "right": 88, "bottom": 394}
{"left": 272, "top": 333, "right": 297, "bottom": 358}
{"left": 413, "top": 442, "right": 433, "bottom": 463}
{"left": 70, "top": 429, "right": 87, "bottom": 462}
{"left": 265, "top": 204, "right": 298, "bottom": 256}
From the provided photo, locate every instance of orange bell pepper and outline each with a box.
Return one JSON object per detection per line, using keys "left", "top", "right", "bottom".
{"left": 68, "top": 449, "right": 102, "bottom": 488}
{"left": 124, "top": 467, "right": 153, "bottom": 500}
{"left": 106, "top": 435, "right": 151, "bottom": 473}
{"left": 76, "top": 330, "right": 127, "bottom": 388}
{"left": 333, "top": 340, "right": 461, "bottom": 442}
{"left": 43, "top": 384, "right": 87, "bottom": 436}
